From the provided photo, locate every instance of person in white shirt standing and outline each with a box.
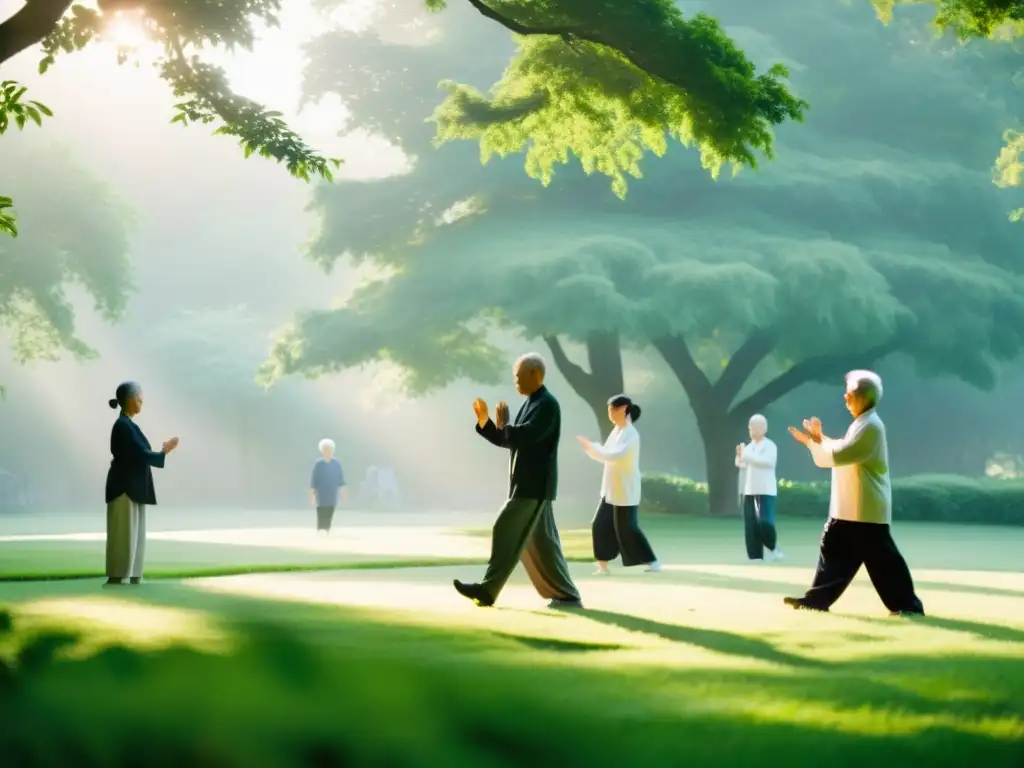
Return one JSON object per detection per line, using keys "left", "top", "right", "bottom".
{"left": 577, "top": 395, "right": 660, "bottom": 576}
{"left": 736, "top": 414, "right": 784, "bottom": 562}
{"left": 786, "top": 370, "right": 924, "bottom": 616}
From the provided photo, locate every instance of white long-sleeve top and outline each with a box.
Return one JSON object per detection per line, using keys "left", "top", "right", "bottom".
{"left": 736, "top": 438, "right": 777, "bottom": 496}
{"left": 583, "top": 423, "right": 641, "bottom": 506}
{"left": 807, "top": 409, "right": 891, "bottom": 525}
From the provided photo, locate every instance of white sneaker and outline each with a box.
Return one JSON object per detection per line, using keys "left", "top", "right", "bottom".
{"left": 645, "top": 561, "right": 662, "bottom": 572}
{"left": 593, "top": 566, "right": 611, "bottom": 576}
{"left": 769, "top": 549, "right": 785, "bottom": 561}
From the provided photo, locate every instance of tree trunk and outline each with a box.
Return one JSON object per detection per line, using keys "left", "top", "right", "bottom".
{"left": 543, "top": 331, "right": 623, "bottom": 440}
{"left": 694, "top": 401, "right": 744, "bottom": 516}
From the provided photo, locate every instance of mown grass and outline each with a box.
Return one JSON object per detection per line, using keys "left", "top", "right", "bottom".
{"left": 0, "top": 517, "right": 1021, "bottom": 766}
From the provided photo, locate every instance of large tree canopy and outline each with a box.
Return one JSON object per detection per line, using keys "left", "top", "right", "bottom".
{"left": 0, "top": 130, "right": 132, "bottom": 383}
{"left": 0, "top": 0, "right": 806, "bottom": 235}
{"left": 267, "top": 0, "right": 1021, "bottom": 514}
{"left": 877, "top": 0, "right": 1023, "bottom": 219}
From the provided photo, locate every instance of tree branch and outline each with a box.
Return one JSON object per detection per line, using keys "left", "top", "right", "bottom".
{"left": 651, "top": 333, "right": 714, "bottom": 404}
{"left": 462, "top": 0, "right": 699, "bottom": 95}
{"left": 0, "top": 0, "right": 73, "bottom": 66}
{"left": 543, "top": 334, "right": 597, "bottom": 399}
{"left": 714, "top": 332, "right": 775, "bottom": 409}
{"left": 729, "top": 339, "right": 901, "bottom": 418}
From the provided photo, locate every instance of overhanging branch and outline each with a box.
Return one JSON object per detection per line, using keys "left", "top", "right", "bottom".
{"left": 0, "top": 0, "right": 74, "bottom": 65}
{"left": 652, "top": 333, "right": 714, "bottom": 403}
{"left": 729, "top": 339, "right": 901, "bottom": 418}
{"left": 714, "top": 332, "right": 775, "bottom": 408}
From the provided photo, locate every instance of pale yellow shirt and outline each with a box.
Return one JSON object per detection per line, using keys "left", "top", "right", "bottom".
{"left": 807, "top": 409, "right": 892, "bottom": 525}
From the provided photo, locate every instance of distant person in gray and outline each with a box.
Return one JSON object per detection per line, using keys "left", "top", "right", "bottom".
{"left": 310, "top": 438, "right": 346, "bottom": 534}
{"left": 787, "top": 370, "right": 924, "bottom": 616}
{"left": 104, "top": 382, "right": 179, "bottom": 586}
{"left": 454, "top": 353, "right": 582, "bottom": 610}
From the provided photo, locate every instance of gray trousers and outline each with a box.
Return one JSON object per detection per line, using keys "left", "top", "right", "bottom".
{"left": 480, "top": 498, "right": 580, "bottom": 603}
{"left": 106, "top": 493, "right": 147, "bottom": 579}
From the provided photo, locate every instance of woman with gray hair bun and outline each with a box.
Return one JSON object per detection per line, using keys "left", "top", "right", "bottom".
{"left": 104, "top": 381, "right": 179, "bottom": 586}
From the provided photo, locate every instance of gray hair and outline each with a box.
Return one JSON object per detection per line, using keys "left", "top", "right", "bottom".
{"left": 318, "top": 438, "right": 336, "bottom": 454}
{"left": 845, "top": 369, "right": 883, "bottom": 408}
{"left": 109, "top": 381, "right": 141, "bottom": 410}
{"left": 516, "top": 352, "right": 546, "bottom": 377}
{"left": 748, "top": 413, "right": 767, "bottom": 430}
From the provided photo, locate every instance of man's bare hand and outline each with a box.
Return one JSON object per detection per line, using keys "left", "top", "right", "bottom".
{"left": 473, "top": 398, "right": 489, "bottom": 426}
{"left": 496, "top": 401, "right": 510, "bottom": 429}
{"left": 788, "top": 426, "right": 811, "bottom": 446}
{"left": 802, "top": 417, "right": 823, "bottom": 443}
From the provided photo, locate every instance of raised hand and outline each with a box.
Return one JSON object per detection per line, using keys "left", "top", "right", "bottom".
{"left": 473, "top": 398, "right": 489, "bottom": 425}
{"left": 802, "top": 417, "right": 823, "bottom": 442}
{"left": 788, "top": 426, "right": 811, "bottom": 446}
{"left": 575, "top": 435, "right": 592, "bottom": 451}
{"left": 736, "top": 443, "right": 744, "bottom": 458}
{"left": 162, "top": 437, "right": 180, "bottom": 454}
{"left": 496, "top": 401, "right": 510, "bottom": 429}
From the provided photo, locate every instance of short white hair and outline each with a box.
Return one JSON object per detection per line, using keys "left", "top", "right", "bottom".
{"left": 748, "top": 413, "right": 767, "bottom": 430}
{"left": 845, "top": 370, "right": 883, "bottom": 407}
{"left": 516, "top": 352, "right": 546, "bottom": 377}
{"left": 318, "top": 438, "right": 336, "bottom": 454}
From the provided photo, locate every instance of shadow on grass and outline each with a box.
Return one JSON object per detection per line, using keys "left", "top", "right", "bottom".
{"left": 492, "top": 633, "right": 628, "bottom": 653}
{"left": 1, "top": 589, "right": 1022, "bottom": 767}
{"left": 852, "top": 614, "right": 1024, "bottom": 644}
{"left": 580, "top": 609, "right": 826, "bottom": 669}
{"left": 915, "top": 581, "right": 1024, "bottom": 599}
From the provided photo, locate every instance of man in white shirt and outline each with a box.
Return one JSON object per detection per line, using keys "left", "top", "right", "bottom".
{"left": 736, "top": 414, "right": 783, "bottom": 562}
{"left": 786, "top": 370, "right": 924, "bottom": 616}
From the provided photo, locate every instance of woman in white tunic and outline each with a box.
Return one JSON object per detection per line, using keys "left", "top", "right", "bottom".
{"left": 577, "top": 395, "right": 659, "bottom": 575}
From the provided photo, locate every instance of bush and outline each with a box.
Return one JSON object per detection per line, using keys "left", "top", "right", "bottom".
{"left": 641, "top": 473, "right": 1024, "bottom": 526}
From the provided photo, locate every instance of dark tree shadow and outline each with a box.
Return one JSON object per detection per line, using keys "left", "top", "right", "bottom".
{"left": 492, "top": 633, "right": 627, "bottom": 653}
{"left": 915, "top": 581, "right": 1024, "bottom": 599}
{"left": 580, "top": 609, "right": 825, "bottom": 669}
{"left": 851, "top": 614, "right": 1024, "bottom": 644}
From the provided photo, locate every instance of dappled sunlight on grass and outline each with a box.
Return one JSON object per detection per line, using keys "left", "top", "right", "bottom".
{"left": 10, "top": 596, "right": 229, "bottom": 655}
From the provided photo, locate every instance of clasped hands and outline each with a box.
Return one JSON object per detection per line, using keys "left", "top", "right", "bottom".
{"left": 788, "top": 417, "right": 823, "bottom": 446}
{"left": 473, "top": 398, "right": 510, "bottom": 429}
{"left": 162, "top": 437, "right": 180, "bottom": 454}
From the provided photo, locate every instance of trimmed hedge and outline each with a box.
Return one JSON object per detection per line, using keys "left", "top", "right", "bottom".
{"left": 641, "top": 473, "right": 1024, "bottom": 526}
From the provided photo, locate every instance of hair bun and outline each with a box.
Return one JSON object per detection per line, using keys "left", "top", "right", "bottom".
{"left": 629, "top": 403, "right": 642, "bottom": 423}
{"left": 108, "top": 398, "right": 119, "bottom": 409}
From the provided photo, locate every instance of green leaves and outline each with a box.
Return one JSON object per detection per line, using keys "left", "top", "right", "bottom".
{"left": 0, "top": 196, "right": 16, "bottom": 238}
{"left": 433, "top": 2, "right": 807, "bottom": 196}
{"left": 0, "top": 81, "right": 55, "bottom": 239}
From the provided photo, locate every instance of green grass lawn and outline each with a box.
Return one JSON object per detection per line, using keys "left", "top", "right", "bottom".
{"left": 0, "top": 516, "right": 1021, "bottom": 766}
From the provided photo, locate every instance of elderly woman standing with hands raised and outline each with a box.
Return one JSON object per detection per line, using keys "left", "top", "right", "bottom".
{"left": 104, "top": 381, "right": 179, "bottom": 586}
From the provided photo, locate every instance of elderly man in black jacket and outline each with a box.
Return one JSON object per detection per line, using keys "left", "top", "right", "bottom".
{"left": 454, "top": 353, "right": 582, "bottom": 609}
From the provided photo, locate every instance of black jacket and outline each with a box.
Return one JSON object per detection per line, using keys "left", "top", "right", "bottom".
{"left": 105, "top": 413, "right": 165, "bottom": 505}
{"left": 476, "top": 386, "right": 560, "bottom": 500}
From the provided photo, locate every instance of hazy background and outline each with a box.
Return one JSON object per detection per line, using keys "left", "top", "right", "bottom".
{"left": 1, "top": 0, "right": 1021, "bottom": 514}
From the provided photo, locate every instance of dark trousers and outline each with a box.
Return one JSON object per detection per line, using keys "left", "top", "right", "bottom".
{"left": 743, "top": 494, "right": 777, "bottom": 559}
{"left": 802, "top": 518, "right": 924, "bottom": 613}
{"left": 316, "top": 506, "right": 336, "bottom": 532}
{"left": 592, "top": 498, "right": 657, "bottom": 566}
{"left": 480, "top": 498, "right": 580, "bottom": 604}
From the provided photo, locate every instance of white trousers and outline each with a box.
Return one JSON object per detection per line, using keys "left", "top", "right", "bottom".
{"left": 106, "top": 493, "right": 147, "bottom": 579}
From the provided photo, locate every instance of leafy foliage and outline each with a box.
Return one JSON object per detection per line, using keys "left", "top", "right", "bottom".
{"left": 0, "top": 134, "right": 133, "bottom": 366}
{"left": 0, "top": 80, "right": 54, "bottom": 236}
{"left": 0, "top": 0, "right": 341, "bottom": 238}
{"left": 432, "top": 1, "right": 807, "bottom": 197}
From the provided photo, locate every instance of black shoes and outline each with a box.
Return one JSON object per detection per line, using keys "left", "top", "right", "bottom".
{"left": 548, "top": 598, "right": 584, "bottom": 610}
{"left": 783, "top": 596, "right": 828, "bottom": 612}
{"left": 453, "top": 580, "right": 494, "bottom": 607}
